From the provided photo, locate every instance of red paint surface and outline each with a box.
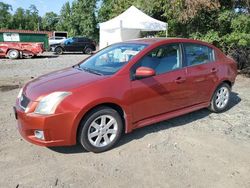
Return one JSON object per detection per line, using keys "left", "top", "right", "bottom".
{"left": 0, "top": 42, "right": 44, "bottom": 57}
{"left": 15, "top": 38, "right": 237, "bottom": 146}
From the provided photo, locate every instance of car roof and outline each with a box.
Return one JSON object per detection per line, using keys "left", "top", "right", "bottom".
{"left": 73, "top": 37, "right": 88, "bottom": 39}
{"left": 123, "top": 37, "right": 213, "bottom": 47}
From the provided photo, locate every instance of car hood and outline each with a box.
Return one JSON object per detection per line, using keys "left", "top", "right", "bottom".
{"left": 23, "top": 67, "right": 106, "bottom": 101}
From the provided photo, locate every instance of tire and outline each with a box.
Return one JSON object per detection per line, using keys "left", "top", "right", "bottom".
{"left": 209, "top": 83, "right": 231, "bottom": 113}
{"left": 78, "top": 106, "right": 123, "bottom": 153}
{"left": 55, "top": 47, "right": 63, "bottom": 55}
{"left": 84, "top": 47, "right": 93, "bottom": 55}
{"left": 7, "top": 49, "right": 19, "bottom": 59}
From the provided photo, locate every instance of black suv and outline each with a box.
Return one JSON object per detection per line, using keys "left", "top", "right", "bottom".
{"left": 51, "top": 37, "right": 96, "bottom": 54}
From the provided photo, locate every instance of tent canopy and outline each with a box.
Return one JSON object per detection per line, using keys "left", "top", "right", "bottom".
{"left": 99, "top": 6, "right": 167, "bottom": 31}
{"left": 99, "top": 6, "right": 167, "bottom": 49}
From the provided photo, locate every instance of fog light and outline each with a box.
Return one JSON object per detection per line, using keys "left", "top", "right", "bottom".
{"left": 34, "top": 130, "right": 45, "bottom": 140}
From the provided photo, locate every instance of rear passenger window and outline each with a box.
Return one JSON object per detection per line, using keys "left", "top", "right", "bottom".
{"left": 184, "top": 43, "right": 214, "bottom": 66}
{"left": 78, "top": 38, "right": 89, "bottom": 42}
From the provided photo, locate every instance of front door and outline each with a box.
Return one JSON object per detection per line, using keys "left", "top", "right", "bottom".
{"left": 130, "top": 43, "right": 193, "bottom": 123}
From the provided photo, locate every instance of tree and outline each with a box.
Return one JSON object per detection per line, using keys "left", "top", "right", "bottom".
{"left": 42, "top": 12, "right": 59, "bottom": 31}
{"left": 29, "top": 5, "right": 40, "bottom": 30}
{"left": 0, "top": 2, "right": 12, "bottom": 29}
{"left": 57, "top": 2, "right": 72, "bottom": 33}
{"left": 97, "top": 0, "right": 113, "bottom": 23}
{"left": 12, "top": 8, "right": 26, "bottom": 29}
{"left": 71, "top": 0, "right": 97, "bottom": 38}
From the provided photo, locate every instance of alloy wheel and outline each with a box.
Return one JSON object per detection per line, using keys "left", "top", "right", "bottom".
{"left": 87, "top": 115, "right": 118, "bottom": 147}
{"left": 8, "top": 50, "right": 19, "bottom": 59}
{"left": 215, "top": 86, "right": 229, "bottom": 109}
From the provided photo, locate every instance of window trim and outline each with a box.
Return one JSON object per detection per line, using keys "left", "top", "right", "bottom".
{"left": 182, "top": 42, "right": 215, "bottom": 68}
{"left": 130, "top": 43, "right": 184, "bottom": 81}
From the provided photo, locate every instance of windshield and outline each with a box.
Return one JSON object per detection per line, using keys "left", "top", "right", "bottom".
{"left": 79, "top": 43, "right": 147, "bottom": 75}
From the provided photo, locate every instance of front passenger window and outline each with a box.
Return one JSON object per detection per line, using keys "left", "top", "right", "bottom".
{"left": 139, "top": 44, "right": 181, "bottom": 75}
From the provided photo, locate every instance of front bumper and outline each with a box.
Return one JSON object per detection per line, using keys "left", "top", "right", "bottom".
{"left": 14, "top": 105, "right": 78, "bottom": 147}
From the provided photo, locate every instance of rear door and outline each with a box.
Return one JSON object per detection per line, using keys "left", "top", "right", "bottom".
{"left": 63, "top": 38, "right": 78, "bottom": 51}
{"left": 183, "top": 43, "right": 219, "bottom": 104}
{"left": 76, "top": 37, "right": 89, "bottom": 52}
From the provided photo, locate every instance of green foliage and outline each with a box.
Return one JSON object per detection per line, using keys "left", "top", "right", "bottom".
{"left": 42, "top": 12, "right": 59, "bottom": 31}
{"left": 231, "top": 13, "right": 250, "bottom": 33}
{"left": 56, "top": 2, "right": 72, "bottom": 32}
{"left": 223, "top": 32, "right": 250, "bottom": 47}
{"left": 71, "top": 0, "right": 97, "bottom": 38}
{"left": 0, "top": 2, "right": 12, "bottom": 29}
{"left": 56, "top": 0, "right": 97, "bottom": 40}
{"left": 0, "top": 3, "right": 41, "bottom": 31}
{"left": 217, "top": 10, "right": 235, "bottom": 35}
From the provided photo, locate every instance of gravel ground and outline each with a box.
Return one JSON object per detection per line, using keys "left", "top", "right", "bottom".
{"left": 0, "top": 52, "right": 250, "bottom": 188}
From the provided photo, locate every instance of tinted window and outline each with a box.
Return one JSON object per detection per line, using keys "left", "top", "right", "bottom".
{"left": 184, "top": 43, "right": 214, "bottom": 66}
{"left": 78, "top": 38, "right": 89, "bottom": 42}
{"left": 138, "top": 44, "right": 181, "bottom": 75}
{"left": 64, "top": 38, "right": 75, "bottom": 45}
{"left": 55, "top": 37, "right": 64, "bottom": 40}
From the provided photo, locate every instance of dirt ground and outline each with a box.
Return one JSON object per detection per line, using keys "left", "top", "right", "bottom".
{"left": 0, "top": 53, "right": 250, "bottom": 188}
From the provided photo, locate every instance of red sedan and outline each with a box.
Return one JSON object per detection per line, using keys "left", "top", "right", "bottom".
{"left": 14, "top": 38, "right": 237, "bottom": 152}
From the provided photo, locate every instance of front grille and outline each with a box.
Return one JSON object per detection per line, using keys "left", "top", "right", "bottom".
{"left": 19, "top": 94, "right": 30, "bottom": 110}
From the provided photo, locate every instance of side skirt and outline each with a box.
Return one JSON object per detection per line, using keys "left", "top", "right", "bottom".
{"left": 133, "top": 102, "right": 210, "bottom": 130}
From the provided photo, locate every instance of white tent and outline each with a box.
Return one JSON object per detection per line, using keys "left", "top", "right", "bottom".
{"left": 99, "top": 6, "right": 167, "bottom": 49}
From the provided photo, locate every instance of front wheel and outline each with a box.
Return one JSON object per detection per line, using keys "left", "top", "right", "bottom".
{"left": 55, "top": 47, "right": 63, "bottom": 55}
{"left": 78, "top": 107, "right": 123, "bottom": 153}
{"left": 209, "top": 83, "right": 231, "bottom": 113}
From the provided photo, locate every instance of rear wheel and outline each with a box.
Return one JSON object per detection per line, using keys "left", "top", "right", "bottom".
{"left": 7, "top": 49, "right": 19, "bottom": 59}
{"left": 84, "top": 47, "right": 93, "bottom": 55}
{"left": 209, "top": 83, "right": 231, "bottom": 113}
{"left": 55, "top": 47, "right": 63, "bottom": 55}
{"left": 78, "top": 107, "right": 123, "bottom": 153}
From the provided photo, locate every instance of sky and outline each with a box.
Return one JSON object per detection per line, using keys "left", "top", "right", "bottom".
{"left": 1, "top": 0, "right": 75, "bottom": 16}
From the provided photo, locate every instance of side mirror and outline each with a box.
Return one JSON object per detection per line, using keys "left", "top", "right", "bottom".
{"left": 135, "top": 66, "right": 156, "bottom": 79}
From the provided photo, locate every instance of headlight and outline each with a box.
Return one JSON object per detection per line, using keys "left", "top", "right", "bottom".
{"left": 34, "top": 92, "right": 71, "bottom": 115}
{"left": 17, "top": 88, "right": 23, "bottom": 98}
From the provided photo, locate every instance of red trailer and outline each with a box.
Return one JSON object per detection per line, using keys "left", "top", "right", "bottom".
{"left": 0, "top": 42, "right": 44, "bottom": 59}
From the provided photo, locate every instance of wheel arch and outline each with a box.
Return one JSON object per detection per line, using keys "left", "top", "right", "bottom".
{"left": 209, "top": 80, "right": 232, "bottom": 112}
{"left": 55, "top": 46, "right": 65, "bottom": 51}
{"left": 75, "top": 102, "right": 127, "bottom": 144}
{"left": 209, "top": 79, "right": 233, "bottom": 102}
{"left": 222, "top": 80, "right": 232, "bottom": 88}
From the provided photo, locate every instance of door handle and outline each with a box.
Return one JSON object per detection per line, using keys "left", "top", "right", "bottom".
{"left": 175, "top": 77, "right": 186, "bottom": 83}
{"left": 211, "top": 68, "right": 218, "bottom": 73}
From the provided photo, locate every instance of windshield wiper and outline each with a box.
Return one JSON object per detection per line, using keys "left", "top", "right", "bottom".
{"left": 81, "top": 67, "right": 103, "bottom": 76}
{"left": 73, "top": 64, "right": 82, "bottom": 70}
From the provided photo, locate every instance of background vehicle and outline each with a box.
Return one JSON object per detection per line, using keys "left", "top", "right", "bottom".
{"left": 50, "top": 37, "right": 96, "bottom": 55}
{"left": 0, "top": 30, "right": 48, "bottom": 59}
{"left": 49, "top": 36, "right": 66, "bottom": 46}
{"left": 48, "top": 31, "right": 68, "bottom": 47}
{"left": 15, "top": 38, "right": 237, "bottom": 153}
{"left": 0, "top": 42, "right": 44, "bottom": 59}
